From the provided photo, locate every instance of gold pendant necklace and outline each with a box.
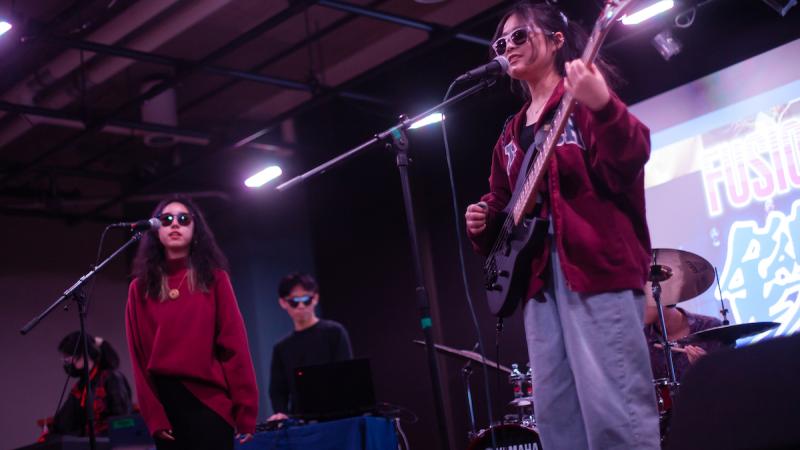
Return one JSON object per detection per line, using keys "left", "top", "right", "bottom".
{"left": 168, "top": 271, "right": 189, "bottom": 300}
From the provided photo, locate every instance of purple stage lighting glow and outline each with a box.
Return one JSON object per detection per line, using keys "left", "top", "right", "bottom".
{"left": 0, "top": 21, "right": 12, "bottom": 36}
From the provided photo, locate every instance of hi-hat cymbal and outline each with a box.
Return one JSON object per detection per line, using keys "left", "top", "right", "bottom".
{"left": 412, "top": 340, "right": 511, "bottom": 373}
{"left": 508, "top": 396, "right": 534, "bottom": 408}
{"left": 645, "top": 248, "right": 715, "bottom": 306}
{"left": 682, "top": 321, "right": 780, "bottom": 345}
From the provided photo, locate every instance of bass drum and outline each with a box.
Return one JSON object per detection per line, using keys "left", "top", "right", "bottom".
{"left": 468, "top": 424, "right": 543, "bottom": 450}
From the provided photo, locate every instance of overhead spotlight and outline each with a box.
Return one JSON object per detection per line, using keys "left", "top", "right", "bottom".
{"left": 761, "top": 0, "right": 797, "bottom": 16}
{"left": 652, "top": 29, "right": 682, "bottom": 61}
{"left": 408, "top": 113, "right": 444, "bottom": 130}
{"left": 245, "top": 165, "right": 282, "bottom": 188}
{"left": 621, "top": 0, "right": 675, "bottom": 25}
{"left": 0, "top": 21, "right": 12, "bottom": 36}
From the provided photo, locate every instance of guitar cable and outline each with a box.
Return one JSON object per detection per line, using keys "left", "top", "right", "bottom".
{"left": 440, "top": 80, "right": 498, "bottom": 448}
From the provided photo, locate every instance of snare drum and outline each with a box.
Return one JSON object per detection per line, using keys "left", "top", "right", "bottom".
{"left": 467, "top": 424, "right": 543, "bottom": 450}
{"left": 653, "top": 378, "right": 673, "bottom": 415}
{"left": 654, "top": 378, "right": 678, "bottom": 444}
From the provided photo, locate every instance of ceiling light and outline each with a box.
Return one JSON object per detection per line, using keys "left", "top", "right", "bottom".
{"left": 0, "top": 21, "right": 12, "bottom": 36}
{"left": 245, "top": 165, "right": 282, "bottom": 188}
{"left": 409, "top": 113, "right": 444, "bottom": 130}
{"left": 621, "top": 1, "right": 675, "bottom": 25}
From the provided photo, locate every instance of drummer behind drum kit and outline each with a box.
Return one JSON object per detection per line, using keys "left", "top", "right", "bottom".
{"left": 416, "top": 248, "right": 780, "bottom": 449}
{"left": 646, "top": 249, "right": 779, "bottom": 443}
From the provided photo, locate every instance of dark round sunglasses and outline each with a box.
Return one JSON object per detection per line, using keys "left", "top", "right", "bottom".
{"left": 158, "top": 212, "right": 193, "bottom": 227}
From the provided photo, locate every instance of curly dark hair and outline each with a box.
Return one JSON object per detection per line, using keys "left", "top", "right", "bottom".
{"left": 492, "top": 1, "right": 622, "bottom": 100}
{"left": 58, "top": 331, "right": 121, "bottom": 370}
{"left": 277, "top": 272, "right": 318, "bottom": 299}
{"left": 132, "top": 195, "right": 228, "bottom": 300}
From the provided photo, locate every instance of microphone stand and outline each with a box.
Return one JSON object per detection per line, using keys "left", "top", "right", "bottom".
{"left": 278, "top": 77, "right": 499, "bottom": 450}
{"left": 21, "top": 232, "right": 144, "bottom": 450}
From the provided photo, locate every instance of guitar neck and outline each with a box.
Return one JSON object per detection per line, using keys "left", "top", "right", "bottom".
{"left": 510, "top": 1, "right": 626, "bottom": 224}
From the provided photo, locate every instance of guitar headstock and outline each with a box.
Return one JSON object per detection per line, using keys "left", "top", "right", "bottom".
{"left": 583, "top": 0, "right": 636, "bottom": 61}
{"left": 599, "top": 0, "right": 637, "bottom": 29}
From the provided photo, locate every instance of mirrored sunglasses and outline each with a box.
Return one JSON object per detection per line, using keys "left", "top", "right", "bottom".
{"left": 286, "top": 294, "right": 313, "bottom": 308}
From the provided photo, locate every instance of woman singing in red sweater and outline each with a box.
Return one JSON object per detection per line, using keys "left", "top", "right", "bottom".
{"left": 125, "top": 195, "right": 257, "bottom": 449}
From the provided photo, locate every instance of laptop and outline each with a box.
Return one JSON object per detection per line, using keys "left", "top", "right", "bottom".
{"left": 293, "top": 358, "right": 377, "bottom": 420}
{"left": 107, "top": 414, "right": 155, "bottom": 450}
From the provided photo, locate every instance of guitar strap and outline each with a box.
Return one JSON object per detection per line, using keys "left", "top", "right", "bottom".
{"left": 510, "top": 110, "right": 557, "bottom": 199}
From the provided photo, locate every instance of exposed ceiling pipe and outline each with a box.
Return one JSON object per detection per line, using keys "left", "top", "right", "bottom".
{"left": 0, "top": 1, "right": 180, "bottom": 121}
{"left": 3, "top": 190, "right": 231, "bottom": 210}
{"left": 24, "top": 115, "right": 210, "bottom": 146}
{"left": 0, "top": 0, "right": 235, "bottom": 147}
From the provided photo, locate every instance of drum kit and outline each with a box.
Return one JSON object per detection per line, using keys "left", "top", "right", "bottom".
{"left": 412, "top": 340, "right": 542, "bottom": 449}
{"left": 646, "top": 248, "right": 779, "bottom": 442}
{"left": 415, "top": 248, "right": 782, "bottom": 448}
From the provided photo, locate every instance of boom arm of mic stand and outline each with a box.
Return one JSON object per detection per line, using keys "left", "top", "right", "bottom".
{"left": 20, "top": 232, "right": 144, "bottom": 335}
{"left": 276, "top": 78, "right": 496, "bottom": 192}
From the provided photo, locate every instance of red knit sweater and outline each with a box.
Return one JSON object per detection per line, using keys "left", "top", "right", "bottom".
{"left": 125, "top": 258, "right": 258, "bottom": 435}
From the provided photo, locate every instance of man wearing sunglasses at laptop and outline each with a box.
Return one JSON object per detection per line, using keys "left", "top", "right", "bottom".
{"left": 267, "top": 273, "right": 353, "bottom": 422}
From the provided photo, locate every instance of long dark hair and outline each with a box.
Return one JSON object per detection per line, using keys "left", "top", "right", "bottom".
{"left": 492, "top": 1, "right": 621, "bottom": 100}
{"left": 132, "top": 195, "right": 228, "bottom": 300}
{"left": 58, "top": 331, "right": 121, "bottom": 371}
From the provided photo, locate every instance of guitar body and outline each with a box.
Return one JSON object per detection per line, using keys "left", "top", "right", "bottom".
{"left": 485, "top": 206, "right": 549, "bottom": 317}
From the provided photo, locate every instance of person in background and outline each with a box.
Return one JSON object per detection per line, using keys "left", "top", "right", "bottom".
{"left": 49, "top": 331, "right": 132, "bottom": 438}
{"left": 268, "top": 272, "right": 352, "bottom": 421}
{"left": 126, "top": 195, "right": 258, "bottom": 449}
{"left": 644, "top": 303, "right": 723, "bottom": 381}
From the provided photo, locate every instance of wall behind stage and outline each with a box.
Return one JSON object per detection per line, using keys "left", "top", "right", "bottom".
{"left": 0, "top": 187, "right": 315, "bottom": 449}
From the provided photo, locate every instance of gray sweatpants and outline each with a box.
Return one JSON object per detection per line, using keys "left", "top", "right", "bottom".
{"left": 523, "top": 247, "right": 661, "bottom": 450}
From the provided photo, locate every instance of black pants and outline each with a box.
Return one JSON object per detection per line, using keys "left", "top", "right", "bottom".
{"left": 152, "top": 376, "right": 233, "bottom": 450}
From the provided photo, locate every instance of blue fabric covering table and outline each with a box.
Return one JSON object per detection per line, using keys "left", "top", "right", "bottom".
{"left": 236, "top": 416, "right": 398, "bottom": 450}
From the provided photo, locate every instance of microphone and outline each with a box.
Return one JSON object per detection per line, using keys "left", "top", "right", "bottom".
{"left": 109, "top": 218, "right": 161, "bottom": 231}
{"left": 455, "top": 56, "right": 509, "bottom": 83}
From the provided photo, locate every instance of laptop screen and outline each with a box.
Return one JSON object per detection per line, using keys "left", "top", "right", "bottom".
{"left": 293, "top": 358, "right": 376, "bottom": 420}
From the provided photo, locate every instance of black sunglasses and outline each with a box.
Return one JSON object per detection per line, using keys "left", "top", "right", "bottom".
{"left": 158, "top": 212, "right": 193, "bottom": 227}
{"left": 285, "top": 294, "right": 313, "bottom": 308}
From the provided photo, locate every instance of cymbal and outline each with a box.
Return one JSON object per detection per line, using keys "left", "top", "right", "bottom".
{"left": 508, "top": 396, "right": 534, "bottom": 408}
{"left": 682, "top": 322, "right": 780, "bottom": 345}
{"left": 412, "top": 340, "right": 511, "bottom": 374}
{"left": 645, "top": 248, "right": 715, "bottom": 306}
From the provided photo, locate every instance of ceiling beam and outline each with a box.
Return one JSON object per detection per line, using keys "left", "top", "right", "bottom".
{"left": 81, "top": 2, "right": 511, "bottom": 218}
{"left": 317, "top": 0, "right": 492, "bottom": 46}
{"left": 0, "top": 0, "right": 318, "bottom": 189}
{"left": 179, "top": 0, "right": 393, "bottom": 114}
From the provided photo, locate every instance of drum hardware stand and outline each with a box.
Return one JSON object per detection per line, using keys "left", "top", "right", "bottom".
{"left": 462, "top": 359, "right": 479, "bottom": 440}
{"left": 714, "top": 267, "right": 730, "bottom": 325}
{"left": 20, "top": 232, "right": 145, "bottom": 450}
{"left": 650, "top": 250, "right": 679, "bottom": 385}
{"left": 495, "top": 318, "right": 504, "bottom": 411}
